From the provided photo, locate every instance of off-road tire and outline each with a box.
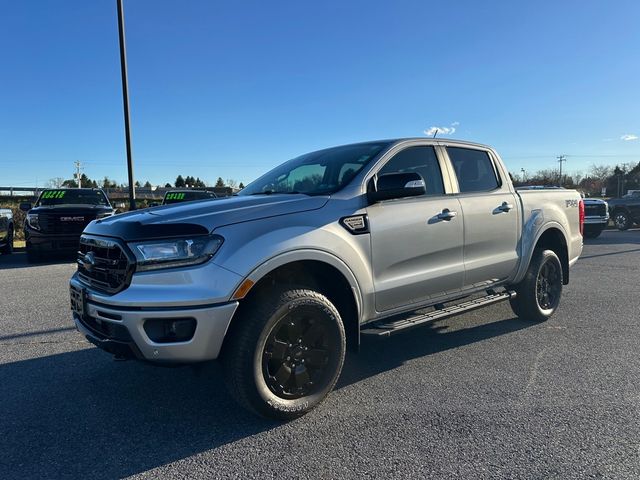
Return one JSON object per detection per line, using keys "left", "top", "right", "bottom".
{"left": 614, "top": 210, "right": 631, "bottom": 231}
{"left": 222, "top": 288, "right": 346, "bottom": 420}
{"left": 509, "top": 249, "right": 563, "bottom": 322}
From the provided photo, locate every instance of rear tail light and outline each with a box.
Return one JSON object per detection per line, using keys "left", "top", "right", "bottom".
{"left": 579, "top": 199, "right": 585, "bottom": 236}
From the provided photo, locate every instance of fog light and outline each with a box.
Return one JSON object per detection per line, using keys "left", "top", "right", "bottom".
{"left": 143, "top": 318, "right": 197, "bottom": 343}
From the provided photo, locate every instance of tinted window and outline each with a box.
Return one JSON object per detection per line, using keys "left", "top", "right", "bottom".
{"left": 447, "top": 147, "right": 499, "bottom": 193}
{"left": 379, "top": 146, "right": 444, "bottom": 196}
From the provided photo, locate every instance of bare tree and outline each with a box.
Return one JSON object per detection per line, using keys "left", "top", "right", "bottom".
{"left": 226, "top": 178, "right": 238, "bottom": 188}
{"left": 589, "top": 164, "right": 612, "bottom": 182}
{"left": 46, "top": 177, "right": 65, "bottom": 188}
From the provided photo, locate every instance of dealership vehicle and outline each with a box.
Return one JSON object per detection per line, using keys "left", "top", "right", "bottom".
{"left": 0, "top": 208, "right": 14, "bottom": 254}
{"left": 152, "top": 189, "right": 217, "bottom": 207}
{"left": 582, "top": 198, "right": 609, "bottom": 238}
{"left": 607, "top": 191, "right": 640, "bottom": 230}
{"left": 70, "top": 138, "right": 583, "bottom": 419}
{"left": 22, "top": 188, "right": 114, "bottom": 262}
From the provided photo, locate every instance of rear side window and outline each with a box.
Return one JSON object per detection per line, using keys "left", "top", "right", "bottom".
{"left": 379, "top": 146, "right": 444, "bottom": 196}
{"left": 447, "top": 147, "right": 500, "bottom": 193}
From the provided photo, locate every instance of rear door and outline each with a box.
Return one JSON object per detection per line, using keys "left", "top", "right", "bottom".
{"left": 443, "top": 145, "right": 520, "bottom": 288}
{"left": 367, "top": 145, "right": 464, "bottom": 312}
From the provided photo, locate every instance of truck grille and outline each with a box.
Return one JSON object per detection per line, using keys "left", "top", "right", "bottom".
{"left": 77, "top": 235, "right": 135, "bottom": 294}
{"left": 584, "top": 204, "right": 606, "bottom": 216}
{"left": 38, "top": 212, "right": 97, "bottom": 234}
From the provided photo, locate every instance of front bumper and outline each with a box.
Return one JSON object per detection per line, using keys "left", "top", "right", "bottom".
{"left": 26, "top": 229, "right": 81, "bottom": 252}
{"left": 70, "top": 274, "right": 240, "bottom": 363}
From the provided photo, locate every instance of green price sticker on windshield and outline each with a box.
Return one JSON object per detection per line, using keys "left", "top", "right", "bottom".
{"left": 167, "top": 193, "right": 186, "bottom": 200}
{"left": 42, "top": 190, "right": 66, "bottom": 199}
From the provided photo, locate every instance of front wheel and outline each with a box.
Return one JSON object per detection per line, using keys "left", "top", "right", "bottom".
{"left": 509, "top": 249, "right": 563, "bottom": 322}
{"left": 222, "top": 288, "right": 346, "bottom": 420}
{"left": 614, "top": 211, "right": 631, "bottom": 231}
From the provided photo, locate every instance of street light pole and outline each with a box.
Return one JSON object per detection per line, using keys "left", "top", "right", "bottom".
{"left": 117, "top": 0, "right": 136, "bottom": 210}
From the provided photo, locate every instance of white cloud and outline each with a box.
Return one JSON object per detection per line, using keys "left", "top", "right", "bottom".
{"left": 621, "top": 134, "right": 638, "bottom": 141}
{"left": 424, "top": 122, "right": 458, "bottom": 137}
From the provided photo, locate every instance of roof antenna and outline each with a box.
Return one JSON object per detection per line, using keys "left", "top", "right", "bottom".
{"left": 433, "top": 128, "right": 438, "bottom": 138}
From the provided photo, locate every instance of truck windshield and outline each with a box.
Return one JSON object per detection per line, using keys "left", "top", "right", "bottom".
{"left": 36, "top": 190, "right": 110, "bottom": 207}
{"left": 239, "top": 142, "right": 391, "bottom": 196}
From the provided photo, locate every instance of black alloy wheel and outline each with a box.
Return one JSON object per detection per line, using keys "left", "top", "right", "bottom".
{"left": 536, "top": 258, "right": 561, "bottom": 312}
{"left": 509, "top": 249, "right": 563, "bottom": 322}
{"left": 223, "top": 288, "right": 346, "bottom": 420}
{"left": 262, "top": 306, "right": 340, "bottom": 400}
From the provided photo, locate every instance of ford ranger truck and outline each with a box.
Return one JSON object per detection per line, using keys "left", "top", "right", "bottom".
{"left": 21, "top": 188, "right": 114, "bottom": 262}
{"left": 69, "top": 138, "right": 584, "bottom": 419}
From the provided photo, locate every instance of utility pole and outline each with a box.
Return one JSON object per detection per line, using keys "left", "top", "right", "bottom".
{"left": 520, "top": 168, "right": 526, "bottom": 183}
{"left": 117, "top": 0, "right": 136, "bottom": 210}
{"left": 74, "top": 160, "right": 83, "bottom": 188}
{"left": 556, "top": 155, "right": 567, "bottom": 186}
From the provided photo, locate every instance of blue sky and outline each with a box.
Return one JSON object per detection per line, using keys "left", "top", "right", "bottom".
{"left": 1, "top": 0, "right": 639, "bottom": 187}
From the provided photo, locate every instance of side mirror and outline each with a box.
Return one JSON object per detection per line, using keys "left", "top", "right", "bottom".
{"left": 367, "top": 172, "right": 426, "bottom": 203}
{"left": 19, "top": 202, "right": 32, "bottom": 212}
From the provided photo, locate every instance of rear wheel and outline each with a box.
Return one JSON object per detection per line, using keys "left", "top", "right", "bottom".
{"left": 614, "top": 210, "right": 631, "bottom": 231}
{"left": 509, "top": 249, "right": 563, "bottom": 322}
{"left": 222, "top": 288, "right": 346, "bottom": 420}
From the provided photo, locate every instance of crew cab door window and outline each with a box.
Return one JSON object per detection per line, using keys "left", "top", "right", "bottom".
{"left": 378, "top": 146, "right": 445, "bottom": 195}
{"left": 447, "top": 147, "right": 499, "bottom": 193}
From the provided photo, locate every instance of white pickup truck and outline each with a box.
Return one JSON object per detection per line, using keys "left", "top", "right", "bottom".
{"left": 71, "top": 138, "right": 584, "bottom": 418}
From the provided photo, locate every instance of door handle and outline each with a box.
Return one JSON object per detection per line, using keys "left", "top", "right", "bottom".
{"left": 437, "top": 209, "right": 457, "bottom": 221}
{"left": 498, "top": 202, "right": 514, "bottom": 212}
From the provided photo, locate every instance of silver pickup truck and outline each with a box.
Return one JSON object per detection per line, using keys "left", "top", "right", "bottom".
{"left": 70, "top": 138, "right": 583, "bottom": 419}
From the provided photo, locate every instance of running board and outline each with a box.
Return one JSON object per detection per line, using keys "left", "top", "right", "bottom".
{"left": 361, "top": 291, "right": 516, "bottom": 337}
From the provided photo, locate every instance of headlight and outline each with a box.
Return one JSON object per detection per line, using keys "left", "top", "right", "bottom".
{"left": 129, "top": 235, "right": 223, "bottom": 272}
{"left": 27, "top": 213, "right": 40, "bottom": 230}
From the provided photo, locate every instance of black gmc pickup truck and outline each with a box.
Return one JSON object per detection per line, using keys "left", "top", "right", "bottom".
{"left": 607, "top": 191, "right": 640, "bottom": 230}
{"left": 21, "top": 188, "right": 114, "bottom": 262}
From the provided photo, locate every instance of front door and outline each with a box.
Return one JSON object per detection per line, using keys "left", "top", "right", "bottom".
{"left": 367, "top": 145, "right": 465, "bottom": 312}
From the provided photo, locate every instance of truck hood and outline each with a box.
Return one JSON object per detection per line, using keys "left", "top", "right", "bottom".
{"left": 84, "top": 194, "right": 330, "bottom": 241}
{"left": 583, "top": 198, "right": 606, "bottom": 205}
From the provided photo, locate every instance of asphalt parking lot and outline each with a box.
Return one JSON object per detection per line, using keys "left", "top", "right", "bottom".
{"left": 1, "top": 230, "right": 639, "bottom": 479}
